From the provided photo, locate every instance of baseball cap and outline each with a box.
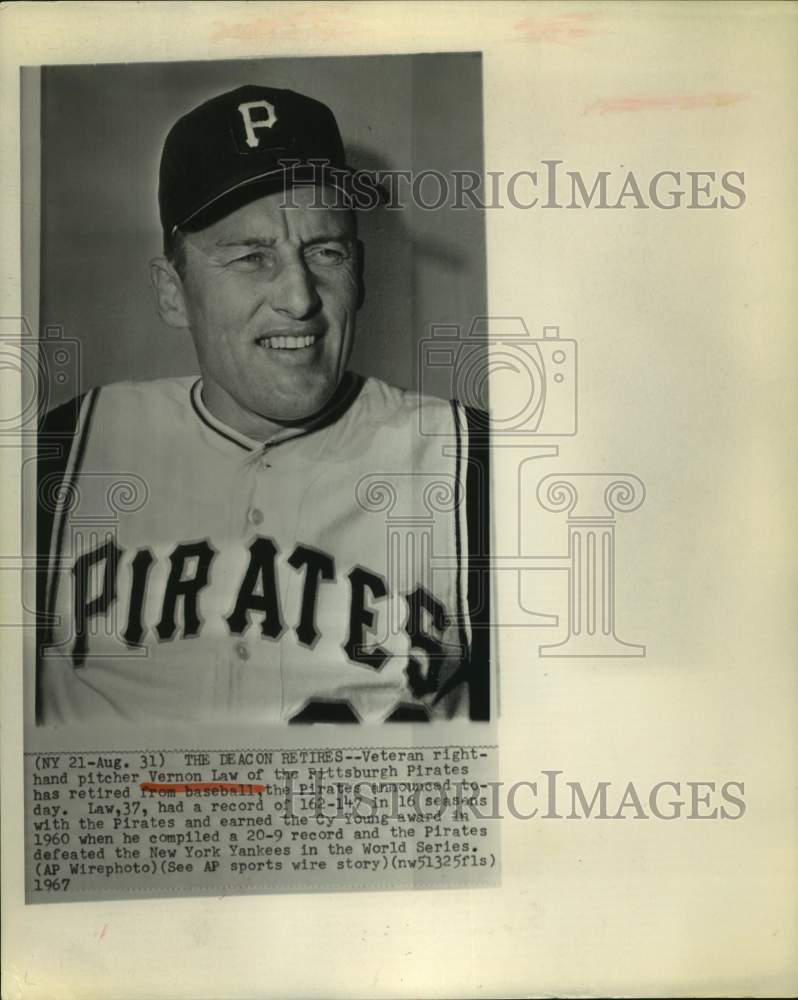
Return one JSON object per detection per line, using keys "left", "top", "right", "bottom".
{"left": 158, "top": 85, "right": 357, "bottom": 249}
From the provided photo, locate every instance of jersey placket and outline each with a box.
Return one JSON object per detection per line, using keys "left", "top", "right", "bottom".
{"left": 224, "top": 443, "right": 284, "bottom": 721}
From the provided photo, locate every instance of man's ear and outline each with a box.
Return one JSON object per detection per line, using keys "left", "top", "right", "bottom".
{"left": 355, "top": 239, "right": 366, "bottom": 310}
{"left": 149, "top": 258, "right": 190, "bottom": 329}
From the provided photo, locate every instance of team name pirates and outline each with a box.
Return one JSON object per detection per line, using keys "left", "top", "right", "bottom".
{"left": 65, "top": 533, "right": 456, "bottom": 690}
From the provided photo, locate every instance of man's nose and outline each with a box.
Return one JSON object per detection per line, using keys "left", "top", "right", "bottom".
{"left": 269, "top": 258, "right": 321, "bottom": 319}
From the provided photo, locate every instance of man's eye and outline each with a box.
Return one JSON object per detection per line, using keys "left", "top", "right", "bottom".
{"left": 306, "top": 245, "right": 349, "bottom": 265}
{"left": 229, "top": 251, "right": 273, "bottom": 269}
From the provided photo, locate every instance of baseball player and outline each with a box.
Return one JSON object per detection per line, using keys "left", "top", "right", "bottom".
{"left": 36, "top": 85, "right": 490, "bottom": 726}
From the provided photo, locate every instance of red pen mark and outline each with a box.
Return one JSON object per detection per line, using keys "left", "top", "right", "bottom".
{"left": 99, "top": 924, "right": 108, "bottom": 940}
{"left": 140, "top": 782, "right": 265, "bottom": 795}
{"left": 583, "top": 93, "right": 747, "bottom": 116}
{"left": 211, "top": 8, "right": 357, "bottom": 44}
{"left": 515, "top": 12, "right": 601, "bottom": 45}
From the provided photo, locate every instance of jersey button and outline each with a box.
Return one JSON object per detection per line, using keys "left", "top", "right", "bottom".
{"left": 247, "top": 507, "right": 264, "bottom": 525}
{"left": 235, "top": 642, "right": 250, "bottom": 662}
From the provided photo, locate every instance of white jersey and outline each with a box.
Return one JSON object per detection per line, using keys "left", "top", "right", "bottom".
{"left": 36, "top": 373, "right": 490, "bottom": 725}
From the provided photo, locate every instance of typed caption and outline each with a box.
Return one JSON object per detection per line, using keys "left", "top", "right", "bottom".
{"left": 26, "top": 744, "right": 500, "bottom": 902}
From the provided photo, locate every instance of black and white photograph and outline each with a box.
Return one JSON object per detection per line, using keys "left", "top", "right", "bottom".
{"left": 31, "top": 54, "right": 491, "bottom": 729}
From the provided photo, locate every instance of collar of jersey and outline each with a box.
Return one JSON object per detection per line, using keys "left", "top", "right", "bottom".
{"left": 189, "top": 375, "right": 365, "bottom": 456}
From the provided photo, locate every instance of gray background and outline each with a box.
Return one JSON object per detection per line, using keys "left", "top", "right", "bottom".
{"left": 39, "top": 54, "right": 486, "bottom": 408}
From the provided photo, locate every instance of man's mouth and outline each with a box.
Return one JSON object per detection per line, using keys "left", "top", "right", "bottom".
{"left": 255, "top": 333, "right": 319, "bottom": 351}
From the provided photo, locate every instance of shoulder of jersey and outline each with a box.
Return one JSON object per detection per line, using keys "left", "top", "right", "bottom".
{"left": 347, "top": 375, "right": 490, "bottom": 433}
{"left": 40, "top": 376, "right": 198, "bottom": 433}
{"left": 42, "top": 376, "right": 194, "bottom": 411}
{"left": 40, "top": 375, "right": 491, "bottom": 444}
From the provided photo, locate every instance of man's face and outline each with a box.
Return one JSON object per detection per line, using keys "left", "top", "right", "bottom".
{"left": 174, "top": 187, "right": 360, "bottom": 438}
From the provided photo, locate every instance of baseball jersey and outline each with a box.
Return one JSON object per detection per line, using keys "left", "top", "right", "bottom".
{"left": 36, "top": 373, "right": 490, "bottom": 725}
